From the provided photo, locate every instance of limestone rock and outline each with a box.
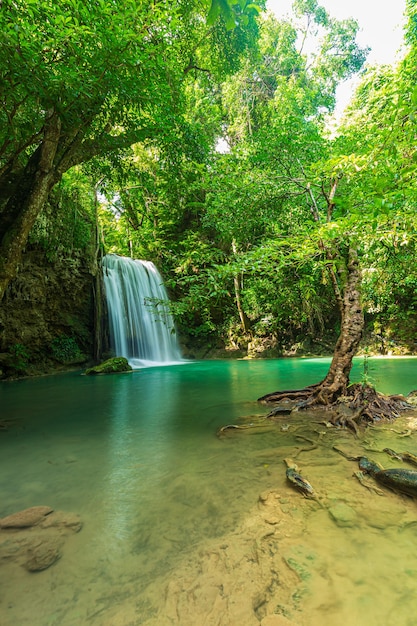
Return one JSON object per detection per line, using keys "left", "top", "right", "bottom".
{"left": 259, "top": 490, "right": 280, "bottom": 506}
{"left": 39, "top": 510, "right": 82, "bottom": 533}
{"left": 0, "top": 246, "right": 94, "bottom": 379}
{"left": 85, "top": 356, "right": 132, "bottom": 375}
{"left": 0, "top": 506, "right": 53, "bottom": 528}
{"left": 328, "top": 502, "right": 357, "bottom": 527}
{"left": 0, "top": 506, "right": 82, "bottom": 573}
{"left": 261, "top": 615, "right": 300, "bottom": 626}
{"left": 258, "top": 491, "right": 282, "bottom": 525}
{"left": 0, "top": 535, "right": 25, "bottom": 561}
{"left": 24, "top": 536, "right": 62, "bottom": 572}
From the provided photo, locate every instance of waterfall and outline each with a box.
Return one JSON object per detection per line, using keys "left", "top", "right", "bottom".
{"left": 102, "top": 254, "right": 182, "bottom": 367}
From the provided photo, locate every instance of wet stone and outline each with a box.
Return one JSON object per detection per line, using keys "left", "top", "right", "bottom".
{"left": 0, "top": 506, "right": 82, "bottom": 573}
{"left": 24, "top": 536, "right": 62, "bottom": 571}
{"left": 261, "top": 614, "right": 301, "bottom": 626}
{"left": 39, "top": 510, "right": 82, "bottom": 533}
{"left": 0, "top": 506, "right": 53, "bottom": 528}
{"left": 0, "top": 537, "right": 22, "bottom": 561}
{"left": 328, "top": 502, "right": 358, "bottom": 527}
{"left": 85, "top": 356, "right": 132, "bottom": 375}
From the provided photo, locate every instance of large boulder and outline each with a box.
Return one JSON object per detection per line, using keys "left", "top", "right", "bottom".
{"left": 24, "top": 535, "right": 62, "bottom": 572}
{"left": 85, "top": 356, "right": 132, "bottom": 375}
{"left": 0, "top": 245, "right": 95, "bottom": 379}
{"left": 0, "top": 506, "right": 82, "bottom": 573}
{"left": 39, "top": 510, "right": 82, "bottom": 533}
{"left": 0, "top": 506, "right": 53, "bottom": 528}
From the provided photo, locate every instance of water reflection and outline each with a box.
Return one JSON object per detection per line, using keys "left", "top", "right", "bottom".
{"left": 1, "top": 358, "right": 417, "bottom": 625}
{"left": 104, "top": 370, "right": 181, "bottom": 543}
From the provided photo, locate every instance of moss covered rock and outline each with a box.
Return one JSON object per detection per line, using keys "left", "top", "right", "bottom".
{"left": 85, "top": 357, "right": 132, "bottom": 375}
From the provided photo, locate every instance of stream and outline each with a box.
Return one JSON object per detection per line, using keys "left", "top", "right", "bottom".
{"left": 1, "top": 357, "right": 417, "bottom": 625}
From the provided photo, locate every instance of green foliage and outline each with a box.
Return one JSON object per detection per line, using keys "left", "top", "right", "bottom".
{"left": 85, "top": 357, "right": 132, "bottom": 375}
{"left": 208, "top": 0, "right": 264, "bottom": 30}
{"left": 51, "top": 335, "right": 84, "bottom": 364}
{"left": 0, "top": 0, "right": 264, "bottom": 302}
{"left": 4, "top": 0, "right": 414, "bottom": 358}
{"left": 29, "top": 172, "right": 94, "bottom": 260}
{"left": 0, "top": 0, "right": 262, "bottom": 166}
{"left": 9, "top": 343, "right": 30, "bottom": 372}
{"left": 94, "top": 3, "right": 378, "bottom": 351}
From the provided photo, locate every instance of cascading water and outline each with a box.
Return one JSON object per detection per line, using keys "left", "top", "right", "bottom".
{"left": 102, "top": 254, "right": 182, "bottom": 367}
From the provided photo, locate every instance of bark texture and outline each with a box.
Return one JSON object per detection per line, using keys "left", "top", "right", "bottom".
{"left": 314, "top": 248, "right": 364, "bottom": 403}
{"left": 258, "top": 248, "right": 410, "bottom": 429}
{"left": 0, "top": 106, "right": 155, "bottom": 304}
{"left": 0, "top": 112, "right": 62, "bottom": 301}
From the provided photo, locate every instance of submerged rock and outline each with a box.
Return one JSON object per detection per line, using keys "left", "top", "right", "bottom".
{"left": 0, "top": 506, "right": 53, "bottom": 528}
{"left": 85, "top": 356, "right": 132, "bottom": 375}
{"left": 261, "top": 615, "right": 300, "bottom": 626}
{"left": 328, "top": 502, "right": 358, "bottom": 527}
{"left": 39, "top": 510, "right": 82, "bottom": 533}
{"left": 0, "top": 506, "right": 82, "bottom": 573}
{"left": 24, "top": 535, "right": 62, "bottom": 572}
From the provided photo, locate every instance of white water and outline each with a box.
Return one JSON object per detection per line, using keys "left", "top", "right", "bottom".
{"left": 102, "top": 254, "right": 182, "bottom": 367}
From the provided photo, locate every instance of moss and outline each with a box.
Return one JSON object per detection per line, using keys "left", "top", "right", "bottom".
{"left": 85, "top": 357, "right": 132, "bottom": 375}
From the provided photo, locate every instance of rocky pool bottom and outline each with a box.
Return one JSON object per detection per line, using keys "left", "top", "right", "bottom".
{"left": 1, "top": 358, "right": 417, "bottom": 625}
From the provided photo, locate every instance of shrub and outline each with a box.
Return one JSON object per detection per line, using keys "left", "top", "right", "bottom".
{"left": 51, "top": 336, "right": 84, "bottom": 364}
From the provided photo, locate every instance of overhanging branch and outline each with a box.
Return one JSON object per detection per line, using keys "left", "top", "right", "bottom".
{"left": 60, "top": 127, "right": 161, "bottom": 173}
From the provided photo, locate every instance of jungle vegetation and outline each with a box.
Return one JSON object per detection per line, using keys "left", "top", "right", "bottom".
{"left": 1, "top": 0, "right": 417, "bottom": 421}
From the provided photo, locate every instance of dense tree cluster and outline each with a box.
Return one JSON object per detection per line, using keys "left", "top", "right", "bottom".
{"left": 1, "top": 0, "right": 417, "bottom": 406}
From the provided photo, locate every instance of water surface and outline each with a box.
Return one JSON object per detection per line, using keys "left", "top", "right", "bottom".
{"left": 1, "top": 357, "right": 417, "bottom": 625}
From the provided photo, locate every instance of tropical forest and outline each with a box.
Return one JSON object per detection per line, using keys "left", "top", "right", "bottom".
{"left": 1, "top": 1, "right": 417, "bottom": 625}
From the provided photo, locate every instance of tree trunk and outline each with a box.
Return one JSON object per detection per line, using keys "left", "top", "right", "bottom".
{"left": 233, "top": 274, "right": 251, "bottom": 334}
{"left": 0, "top": 110, "right": 156, "bottom": 304}
{"left": 313, "top": 247, "right": 364, "bottom": 403}
{"left": 0, "top": 171, "right": 58, "bottom": 302}
{"left": 92, "top": 185, "right": 109, "bottom": 363}
{"left": 0, "top": 112, "right": 61, "bottom": 302}
{"left": 231, "top": 240, "right": 251, "bottom": 334}
{"left": 258, "top": 246, "right": 410, "bottom": 428}
{"left": 259, "top": 247, "right": 364, "bottom": 406}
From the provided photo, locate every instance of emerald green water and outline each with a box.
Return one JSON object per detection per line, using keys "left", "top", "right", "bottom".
{"left": 1, "top": 357, "right": 417, "bottom": 625}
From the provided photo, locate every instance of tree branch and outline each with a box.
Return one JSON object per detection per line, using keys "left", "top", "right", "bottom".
{"left": 58, "top": 127, "right": 161, "bottom": 175}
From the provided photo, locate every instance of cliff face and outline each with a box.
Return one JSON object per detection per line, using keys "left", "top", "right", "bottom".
{"left": 0, "top": 246, "right": 96, "bottom": 378}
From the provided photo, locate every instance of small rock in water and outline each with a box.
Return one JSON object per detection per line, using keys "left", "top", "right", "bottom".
{"left": 24, "top": 536, "right": 62, "bottom": 572}
{"left": 0, "top": 506, "right": 53, "bottom": 528}
{"left": 85, "top": 357, "right": 132, "bottom": 375}
{"left": 0, "top": 506, "right": 82, "bottom": 573}
{"left": 39, "top": 511, "right": 82, "bottom": 533}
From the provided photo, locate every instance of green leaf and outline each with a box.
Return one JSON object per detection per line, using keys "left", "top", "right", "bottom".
{"left": 207, "top": 0, "right": 237, "bottom": 29}
{"left": 207, "top": 0, "right": 221, "bottom": 25}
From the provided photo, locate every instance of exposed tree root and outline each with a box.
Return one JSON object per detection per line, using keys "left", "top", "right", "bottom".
{"left": 383, "top": 448, "right": 417, "bottom": 466}
{"left": 259, "top": 382, "right": 412, "bottom": 433}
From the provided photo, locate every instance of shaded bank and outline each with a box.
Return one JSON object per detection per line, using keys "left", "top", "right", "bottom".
{"left": 0, "top": 246, "right": 96, "bottom": 378}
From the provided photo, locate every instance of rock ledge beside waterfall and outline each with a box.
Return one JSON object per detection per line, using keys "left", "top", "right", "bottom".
{"left": 85, "top": 356, "right": 132, "bottom": 375}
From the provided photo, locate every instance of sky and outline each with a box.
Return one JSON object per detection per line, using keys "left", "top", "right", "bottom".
{"left": 266, "top": 0, "right": 408, "bottom": 115}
